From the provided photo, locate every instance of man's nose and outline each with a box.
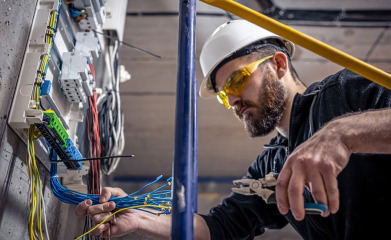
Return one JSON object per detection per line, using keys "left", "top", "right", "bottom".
{"left": 227, "top": 94, "right": 241, "bottom": 107}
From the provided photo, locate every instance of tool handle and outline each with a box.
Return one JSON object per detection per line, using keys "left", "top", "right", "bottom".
{"left": 267, "top": 193, "right": 328, "bottom": 215}
{"left": 304, "top": 202, "right": 328, "bottom": 215}
{"left": 265, "top": 173, "right": 328, "bottom": 215}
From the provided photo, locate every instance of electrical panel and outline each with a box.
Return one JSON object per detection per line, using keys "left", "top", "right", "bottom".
{"left": 8, "top": 0, "right": 128, "bottom": 192}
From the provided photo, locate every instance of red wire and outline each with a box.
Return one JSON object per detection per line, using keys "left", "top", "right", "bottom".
{"left": 89, "top": 63, "right": 101, "bottom": 194}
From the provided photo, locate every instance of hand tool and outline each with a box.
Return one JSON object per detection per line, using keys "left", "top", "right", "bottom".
{"left": 232, "top": 172, "right": 328, "bottom": 215}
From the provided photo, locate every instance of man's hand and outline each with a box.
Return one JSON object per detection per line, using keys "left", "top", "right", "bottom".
{"left": 75, "top": 187, "right": 139, "bottom": 238}
{"left": 75, "top": 187, "right": 210, "bottom": 239}
{"left": 275, "top": 122, "right": 351, "bottom": 221}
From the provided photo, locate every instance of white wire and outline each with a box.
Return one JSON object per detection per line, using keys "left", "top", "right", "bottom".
{"left": 107, "top": 113, "right": 125, "bottom": 175}
{"left": 26, "top": 136, "right": 34, "bottom": 206}
{"left": 98, "top": 33, "right": 125, "bottom": 175}
{"left": 41, "top": 195, "right": 50, "bottom": 240}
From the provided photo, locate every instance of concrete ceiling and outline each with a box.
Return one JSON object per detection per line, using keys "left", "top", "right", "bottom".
{"left": 113, "top": 0, "right": 391, "bottom": 180}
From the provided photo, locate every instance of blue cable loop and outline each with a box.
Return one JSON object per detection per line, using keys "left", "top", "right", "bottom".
{"left": 50, "top": 149, "right": 172, "bottom": 214}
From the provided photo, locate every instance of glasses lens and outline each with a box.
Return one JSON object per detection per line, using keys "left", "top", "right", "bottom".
{"left": 217, "top": 92, "right": 231, "bottom": 109}
{"left": 226, "top": 70, "right": 250, "bottom": 95}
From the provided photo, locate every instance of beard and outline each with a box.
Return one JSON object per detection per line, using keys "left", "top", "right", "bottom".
{"left": 233, "top": 68, "right": 286, "bottom": 138}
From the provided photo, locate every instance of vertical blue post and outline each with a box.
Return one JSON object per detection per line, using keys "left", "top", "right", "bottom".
{"left": 192, "top": 74, "right": 198, "bottom": 213}
{"left": 171, "top": 0, "right": 197, "bottom": 239}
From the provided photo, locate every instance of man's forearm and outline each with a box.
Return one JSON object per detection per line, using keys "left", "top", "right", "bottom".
{"left": 329, "top": 108, "right": 391, "bottom": 154}
{"left": 136, "top": 212, "right": 210, "bottom": 240}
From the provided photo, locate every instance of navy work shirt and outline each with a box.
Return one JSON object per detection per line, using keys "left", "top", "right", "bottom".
{"left": 200, "top": 69, "right": 391, "bottom": 240}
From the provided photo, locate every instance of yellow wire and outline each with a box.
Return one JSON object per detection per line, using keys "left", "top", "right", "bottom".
{"left": 26, "top": 7, "right": 59, "bottom": 240}
{"left": 74, "top": 205, "right": 170, "bottom": 240}
{"left": 27, "top": 77, "right": 44, "bottom": 239}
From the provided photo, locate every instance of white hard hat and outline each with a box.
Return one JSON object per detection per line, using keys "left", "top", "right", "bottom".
{"left": 199, "top": 20, "right": 295, "bottom": 98}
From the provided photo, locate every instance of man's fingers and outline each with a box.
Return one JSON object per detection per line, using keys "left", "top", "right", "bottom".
{"left": 308, "top": 173, "right": 329, "bottom": 217}
{"left": 91, "top": 222, "right": 110, "bottom": 237}
{"left": 87, "top": 202, "right": 116, "bottom": 217}
{"left": 92, "top": 212, "right": 115, "bottom": 225}
{"left": 100, "top": 187, "right": 127, "bottom": 203}
{"left": 75, "top": 199, "right": 92, "bottom": 218}
{"left": 322, "top": 172, "right": 339, "bottom": 214}
{"left": 287, "top": 161, "right": 306, "bottom": 221}
{"left": 276, "top": 166, "right": 292, "bottom": 215}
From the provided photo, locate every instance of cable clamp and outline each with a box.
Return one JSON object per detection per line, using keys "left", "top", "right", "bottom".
{"left": 50, "top": 175, "right": 58, "bottom": 179}
{"left": 37, "top": 70, "right": 46, "bottom": 77}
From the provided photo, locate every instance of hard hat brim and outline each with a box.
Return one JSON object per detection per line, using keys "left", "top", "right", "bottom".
{"left": 199, "top": 75, "right": 216, "bottom": 99}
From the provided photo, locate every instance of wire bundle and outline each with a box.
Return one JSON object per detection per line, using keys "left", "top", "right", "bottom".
{"left": 50, "top": 162, "right": 172, "bottom": 213}
{"left": 25, "top": 1, "right": 61, "bottom": 240}
{"left": 85, "top": 62, "right": 102, "bottom": 240}
{"left": 26, "top": 126, "right": 50, "bottom": 240}
{"left": 97, "top": 36, "right": 125, "bottom": 175}
{"left": 86, "top": 62, "right": 102, "bottom": 195}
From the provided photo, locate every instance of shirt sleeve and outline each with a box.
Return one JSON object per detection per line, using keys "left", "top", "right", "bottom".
{"left": 199, "top": 151, "right": 288, "bottom": 240}
{"left": 339, "top": 69, "right": 391, "bottom": 111}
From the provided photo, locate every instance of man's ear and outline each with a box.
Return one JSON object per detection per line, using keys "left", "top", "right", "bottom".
{"left": 273, "top": 52, "right": 288, "bottom": 79}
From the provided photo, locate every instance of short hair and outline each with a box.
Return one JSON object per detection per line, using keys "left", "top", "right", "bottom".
{"left": 250, "top": 45, "right": 303, "bottom": 85}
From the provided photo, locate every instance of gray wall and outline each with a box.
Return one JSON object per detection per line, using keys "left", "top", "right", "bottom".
{"left": 0, "top": 1, "right": 84, "bottom": 239}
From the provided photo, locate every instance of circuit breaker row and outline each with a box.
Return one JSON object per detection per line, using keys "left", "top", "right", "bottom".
{"left": 61, "top": 32, "right": 101, "bottom": 103}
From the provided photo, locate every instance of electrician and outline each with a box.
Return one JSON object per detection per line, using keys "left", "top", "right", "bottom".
{"left": 76, "top": 20, "right": 391, "bottom": 239}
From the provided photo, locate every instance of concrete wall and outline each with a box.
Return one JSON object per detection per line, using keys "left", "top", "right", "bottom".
{"left": 0, "top": 1, "right": 84, "bottom": 239}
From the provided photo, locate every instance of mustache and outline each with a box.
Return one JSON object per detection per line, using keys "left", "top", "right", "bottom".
{"left": 233, "top": 100, "right": 257, "bottom": 117}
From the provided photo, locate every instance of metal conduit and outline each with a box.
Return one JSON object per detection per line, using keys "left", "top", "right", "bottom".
{"left": 171, "top": 0, "right": 197, "bottom": 239}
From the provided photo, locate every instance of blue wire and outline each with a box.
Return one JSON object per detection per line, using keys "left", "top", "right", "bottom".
{"left": 50, "top": 149, "right": 172, "bottom": 214}
{"left": 68, "top": 6, "right": 84, "bottom": 18}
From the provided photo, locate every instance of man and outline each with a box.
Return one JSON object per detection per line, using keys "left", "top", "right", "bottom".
{"left": 76, "top": 20, "right": 391, "bottom": 239}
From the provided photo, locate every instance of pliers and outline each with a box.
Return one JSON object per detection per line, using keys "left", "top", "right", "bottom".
{"left": 232, "top": 172, "right": 328, "bottom": 215}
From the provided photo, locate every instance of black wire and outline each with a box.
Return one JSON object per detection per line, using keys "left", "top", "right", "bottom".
{"left": 93, "top": 30, "right": 161, "bottom": 58}
{"left": 93, "top": 36, "right": 124, "bottom": 175}
{"left": 97, "top": 93, "right": 116, "bottom": 174}
{"left": 364, "top": 26, "right": 390, "bottom": 62}
{"left": 50, "top": 155, "right": 134, "bottom": 162}
{"left": 98, "top": 94, "right": 111, "bottom": 153}
{"left": 39, "top": 100, "right": 47, "bottom": 111}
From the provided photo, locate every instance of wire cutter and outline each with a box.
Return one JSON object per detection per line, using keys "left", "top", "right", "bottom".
{"left": 232, "top": 172, "right": 328, "bottom": 215}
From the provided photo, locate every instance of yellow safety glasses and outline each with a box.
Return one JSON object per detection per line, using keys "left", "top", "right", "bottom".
{"left": 217, "top": 55, "right": 273, "bottom": 109}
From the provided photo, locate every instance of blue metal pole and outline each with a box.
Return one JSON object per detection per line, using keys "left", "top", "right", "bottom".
{"left": 192, "top": 72, "right": 198, "bottom": 213}
{"left": 171, "top": 0, "right": 197, "bottom": 239}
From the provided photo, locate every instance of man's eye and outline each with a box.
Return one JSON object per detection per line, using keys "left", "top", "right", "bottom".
{"left": 231, "top": 76, "right": 245, "bottom": 88}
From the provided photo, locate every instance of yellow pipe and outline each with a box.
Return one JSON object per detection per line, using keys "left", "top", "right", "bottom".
{"left": 200, "top": 0, "right": 391, "bottom": 90}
